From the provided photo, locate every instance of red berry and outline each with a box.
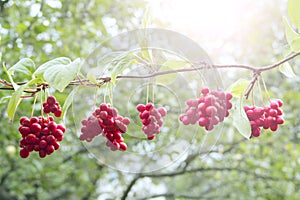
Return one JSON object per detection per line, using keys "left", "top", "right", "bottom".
{"left": 201, "top": 87, "right": 209, "bottom": 95}
{"left": 20, "top": 116, "right": 28, "bottom": 125}
{"left": 53, "top": 141, "right": 60, "bottom": 150}
{"left": 100, "top": 103, "right": 109, "bottom": 111}
{"left": 22, "top": 119, "right": 31, "bottom": 127}
{"left": 39, "top": 140, "right": 48, "bottom": 149}
{"left": 122, "top": 117, "right": 131, "bottom": 125}
{"left": 20, "top": 148, "right": 30, "bottom": 158}
{"left": 119, "top": 142, "right": 127, "bottom": 151}
{"left": 226, "top": 93, "right": 233, "bottom": 100}
{"left": 30, "top": 117, "right": 39, "bottom": 124}
{"left": 47, "top": 96, "right": 56, "bottom": 105}
{"left": 57, "top": 124, "right": 66, "bottom": 132}
{"left": 136, "top": 104, "right": 146, "bottom": 112}
{"left": 30, "top": 123, "right": 41, "bottom": 133}
{"left": 39, "top": 150, "right": 47, "bottom": 158}
{"left": 54, "top": 110, "right": 62, "bottom": 117}
{"left": 46, "top": 145, "right": 55, "bottom": 154}
{"left": 19, "top": 126, "right": 31, "bottom": 136}
{"left": 145, "top": 103, "right": 154, "bottom": 111}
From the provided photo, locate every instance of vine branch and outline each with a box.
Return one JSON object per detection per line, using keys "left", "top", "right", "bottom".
{"left": 1, "top": 51, "right": 300, "bottom": 98}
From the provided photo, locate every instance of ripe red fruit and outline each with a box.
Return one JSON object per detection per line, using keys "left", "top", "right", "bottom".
{"left": 46, "top": 145, "right": 55, "bottom": 154}
{"left": 19, "top": 126, "right": 30, "bottom": 136}
{"left": 57, "top": 124, "right": 66, "bottom": 132}
{"left": 79, "top": 103, "right": 130, "bottom": 151}
{"left": 20, "top": 117, "right": 28, "bottom": 125}
{"left": 137, "top": 104, "right": 146, "bottom": 112}
{"left": 47, "top": 96, "right": 56, "bottom": 105}
{"left": 245, "top": 100, "right": 284, "bottom": 138}
{"left": 20, "top": 148, "right": 30, "bottom": 158}
{"left": 201, "top": 87, "right": 209, "bottom": 95}
{"left": 30, "top": 123, "right": 41, "bottom": 133}
{"left": 137, "top": 103, "right": 167, "bottom": 140}
{"left": 54, "top": 110, "right": 62, "bottom": 117}
{"left": 18, "top": 116, "right": 66, "bottom": 158}
{"left": 39, "top": 140, "right": 48, "bottom": 149}
{"left": 180, "top": 88, "right": 233, "bottom": 131}
{"left": 39, "top": 150, "right": 47, "bottom": 158}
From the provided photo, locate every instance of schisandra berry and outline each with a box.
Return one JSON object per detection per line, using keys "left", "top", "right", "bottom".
{"left": 43, "top": 96, "right": 62, "bottom": 117}
{"left": 136, "top": 103, "right": 167, "bottom": 140}
{"left": 79, "top": 103, "right": 130, "bottom": 151}
{"left": 179, "top": 87, "right": 233, "bottom": 131}
{"left": 244, "top": 99, "right": 284, "bottom": 138}
{"left": 18, "top": 116, "right": 65, "bottom": 158}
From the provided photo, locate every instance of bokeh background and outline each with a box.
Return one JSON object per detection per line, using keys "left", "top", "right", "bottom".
{"left": 1, "top": 0, "right": 300, "bottom": 199}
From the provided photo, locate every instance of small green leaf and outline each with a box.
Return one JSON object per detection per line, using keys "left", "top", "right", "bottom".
{"left": 231, "top": 97, "right": 251, "bottom": 139}
{"left": 162, "top": 59, "right": 189, "bottom": 69}
{"left": 33, "top": 57, "right": 71, "bottom": 78}
{"left": 279, "top": 62, "right": 297, "bottom": 78}
{"left": 3, "top": 62, "right": 18, "bottom": 90}
{"left": 229, "top": 79, "right": 250, "bottom": 97}
{"left": 87, "top": 70, "right": 98, "bottom": 84}
{"left": 44, "top": 58, "right": 81, "bottom": 92}
{"left": 62, "top": 88, "right": 77, "bottom": 121}
{"left": 7, "top": 78, "right": 41, "bottom": 121}
{"left": 8, "top": 58, "right": 35, "bottom": 77}
{"left": 288, "top": 0, "right": 300, "bottom": 29}
{"left": 284, "top": 17, "right": 300, "bottom": 52}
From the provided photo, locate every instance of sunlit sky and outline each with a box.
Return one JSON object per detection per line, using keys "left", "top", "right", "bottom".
{"left": 147, "top": 0, "right": 286, "bottom": 64}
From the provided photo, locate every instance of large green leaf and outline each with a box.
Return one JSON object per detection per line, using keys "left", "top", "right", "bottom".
{"left": 284, "top": 17, "right": 300, "bottom": 52}
{"left": 288, "top": 0, "right": 300, "bottom": 29}
{"left": 33, "top": 57, "right": 71, "bottom": 78}
{"left": 8, "top": 58, "right": 35, "bottom": 77}
{"left": 7, "top": 78, "right": 41, "bottom": 121}
{"left": 43, "top": 58, "right": 81, "bottom": 92}
{"left": 231, "top": 97, "right": 251, "bottom": 139}
{"left": 279, "top": 62, "right": 297, "bottom": 78}
{"left": 229, "top": 79, "right": 250, "bottom": 97}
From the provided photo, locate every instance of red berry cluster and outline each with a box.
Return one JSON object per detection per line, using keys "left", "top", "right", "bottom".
{"left": 179, "top": 87, "right": 233, "bottom": 131}
{"left": 79, "top": 103, "right": 130, "bottom": 151}
{"left": 244, "top": 100, "right": 284, "bottom": 138}
{"left": 43, "top": 96, "right": 62, "bottom": 117}
{"left": 136, "top": 103, "right": 167, "bottom": 140}
{"left": 19, "top": 116, "right": 65, "bottom": 158}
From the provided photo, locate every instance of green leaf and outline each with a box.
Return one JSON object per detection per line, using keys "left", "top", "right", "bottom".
{"left": 62, "top": 88, "right": 77, "bottom": 121}
{"left": 155, "top": 59, "right": 189, "bottom": 85}
{"left": 231, "top": 97, "right": 251, "bottom": 139}
{"left": 33, "top": 57, "right": 71, "bottom": 78}
{"left": 162, "top": 59, "right": 189, "bottom": 69}
{"left": 156, "top": 65, "right": 178, "bottom": 85}
{"left": 7, "top": 78, "right": 41, "bottom": 121}
{"left": 279, "top": 62, "right": 297, "bottom": 78}
{"left": 87, "top": 70, "right": 98, "bottom": 84}
{"left": 8, "top": 58, "right": 35, "bottom": 77}
{"left": 3, "top": 62, "right": 19, "bottom": 90}
{"left": 0, "top": 96, "right": 11, "bottom": 104}
{"left": 44, "top": 58, "right": 81, "bottom": 92}
{"left": 288, "top": 0, "right": 300, "bottom": 29}
{"left": 229, "top": 79, "right": 250, "bottom": 97}
{"left": 284, "top": 17, "right": 300, "bottom": 52}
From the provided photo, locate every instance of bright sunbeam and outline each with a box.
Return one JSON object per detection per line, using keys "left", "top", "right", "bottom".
{"left": 149, "top": 0, "right": 251, "bottom": 38}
